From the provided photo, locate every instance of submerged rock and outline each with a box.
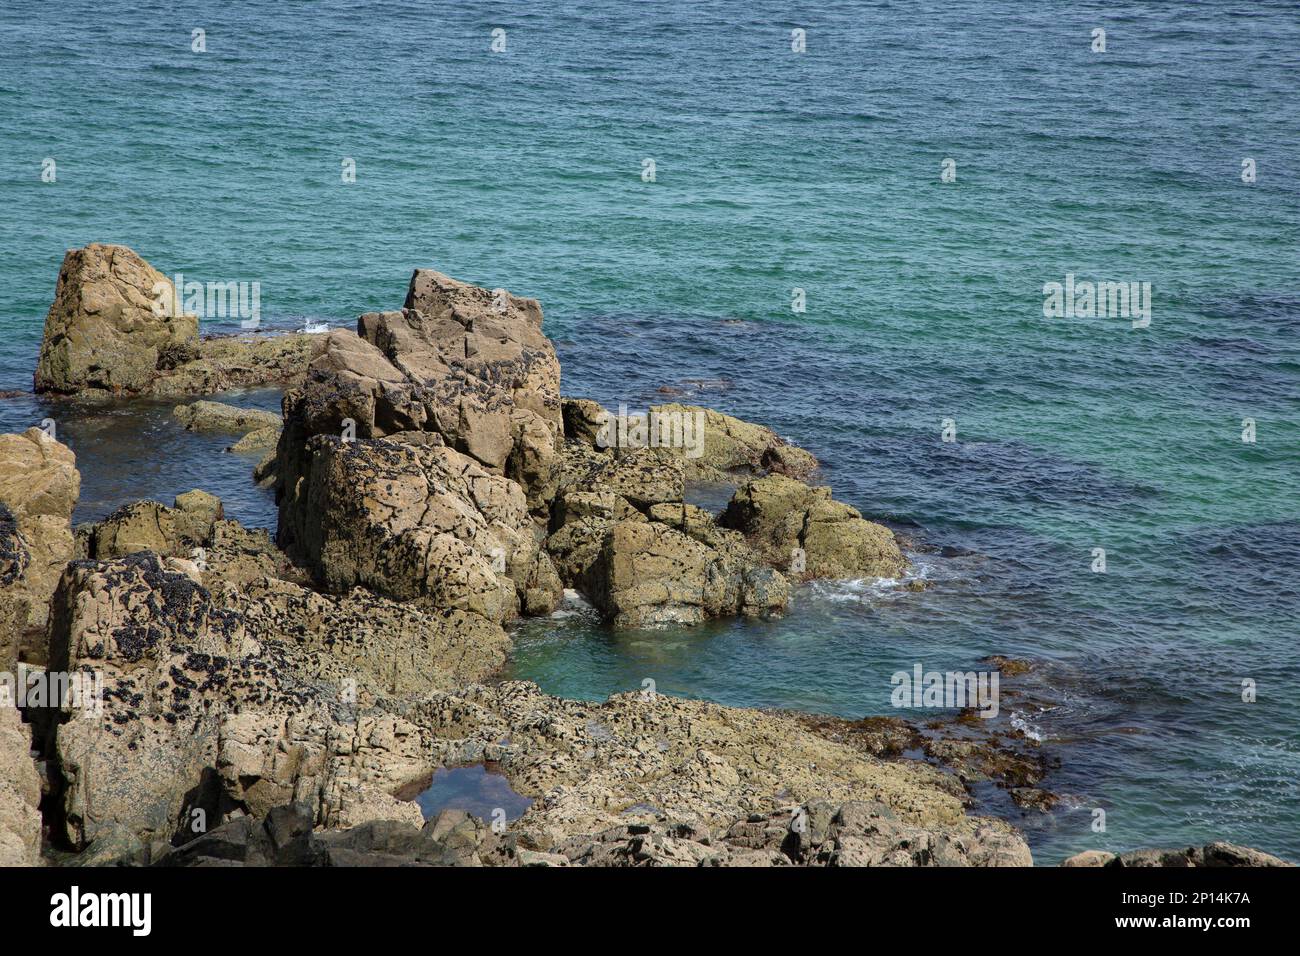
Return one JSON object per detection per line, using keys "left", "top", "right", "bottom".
{"left": 173, "top": 400, "right": 280, "bottom": 435}
{"left": 0, "top": 428, "right": 80, "bottom": 667}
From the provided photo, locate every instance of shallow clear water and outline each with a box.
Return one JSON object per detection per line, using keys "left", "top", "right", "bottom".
{"left": 1, "top": 0, "right": 1297, "bottom": 864}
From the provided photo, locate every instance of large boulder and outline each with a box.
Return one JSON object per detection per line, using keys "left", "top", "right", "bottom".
{"left": 582, "top": 518, "right": 789, "bottom": 627}
{"left": 278, "top": 435, "right": 547, "bottom": 621}
{"left": 721, "top": 474, "right": 907, "bottom": 580}
{"left": 0, "top": 703, "right": 42, "bottom": 866}
{"left": 35, "top": 244, "right": 198, "bottom": 394}
{"left": 0, "top": 428, "right": 80, "bottom": 667}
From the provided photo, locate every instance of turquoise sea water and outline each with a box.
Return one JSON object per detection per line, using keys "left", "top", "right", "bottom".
{"left": 1, "top": 1, "right": 1297, "bottom": 864}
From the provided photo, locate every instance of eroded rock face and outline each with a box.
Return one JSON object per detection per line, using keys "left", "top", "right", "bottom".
{"left": 0, "top": 428, "right": 80, "bottom": 667}
{"left": 277, "top": 270, "right": 561, "bottom": 489}
{"left": 43, "top": 546, "right": 511, "bottom": 853}
{"left": 583, "top": 518, "right": 788, "bottom": 627}
{"left": 278, "top": 435, "right": 545, "bottom": 621}
{"left": 35, "top": 244, "right": 198, "bottom": 395}
{"left": 721, "top": 474, "right": 907, "bottom": 580}
{"left": 0, "top": 703, "right": 42, "bottom": 867}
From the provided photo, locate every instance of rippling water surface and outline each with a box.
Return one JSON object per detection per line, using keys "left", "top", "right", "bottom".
{"left": 1, "top": 0, "right": 1297, "bottom": 864}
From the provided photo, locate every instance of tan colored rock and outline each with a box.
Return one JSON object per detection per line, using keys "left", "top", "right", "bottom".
{"left": 583, "top": 518, "right": 789, "bottom": 627}
{"left": 45, "top": 547, "right": 507, "bottom": 851}
{"left": 0, "top": 428, "right": 80, "bottom": 666}
{"left": 153, "top": 333, "right": 315, "bottom": 395}
{"left": 35, "top": 243, "right": 198, "bottom": 394}
{"left": 173, "top": 400, "right": 280, "bottom": 434}
{"left": 650, "top": 402, "right": 819, "bottom": 481}
{"left": 415, "top": 682, "right": 1031, "bottom": 866}
{"left": 722, "top": 474, "right": 907, "bottom": 580}
{"left": 278, "top": 436, "right": 539, "bottom": 622}
{"left": 0, "top": 703, "right": 41, "bottom": 866}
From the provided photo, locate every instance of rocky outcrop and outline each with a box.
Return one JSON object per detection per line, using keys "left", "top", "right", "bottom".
{"left": 648, "top": 402, "right": 818, "bottom": 482}
{"left": 0, "top": 703, "right": 42, "bottom": 866}
{"left": 276, "top": 269, "right": 561, "bottom": 494}
{"left": 721, "top": 474, "right": 907, "bottom": 580}
{"left": 277, "top": 435, "right": 549, "bottom": 621}
{"left": 33, "top": 244, "right": 314, "bottom": 397}
{"left": 411, "top": 682, "right": 1030, "bottom": 867}
{"left": 36, "top": 532, "right": 1028, "bottom": 867}
{"left": 582, "top": 518, "right": 788, "bottom": 626}
{"left": 35, "top": 244, "right": 198, "bottom": 394}
{"left": 1062, "top": 843, "right": 1293, "bottom": 868}
{"left": 0, "top": 428, "right": 80, "bottom": 668}
{"left": 42, "top": 544, "right": 513, "bottom": 854}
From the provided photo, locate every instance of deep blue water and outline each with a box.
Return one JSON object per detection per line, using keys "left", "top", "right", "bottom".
{"left": 0, "top": 0, "right": 1297, "bottom": 864}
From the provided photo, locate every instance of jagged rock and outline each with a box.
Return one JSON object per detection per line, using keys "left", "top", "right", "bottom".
{"left": 0, "top": 703, "right": 42, "bottom": 866}
{"left": 648, "top": 402, "right": 818, "bottom": 482}
{"left": 561, "top": 398, "right": 607, "bottom": 447}
{"left": 156, "top": 805, "right": 492, "bottom": 867}
{"left": 79, "top": 497, "right": 220, "bottom": 563}
{"left": 34, "top": 243, "right": 198, "bottom": 394}
{"left": 0, "top": 428, "right": 80, "bottom": 667}
{"left": 277, "top": 435, "right": 541, "bottom": 622}
{"left": 42, "top": 550, "right": 487, "bottom": 850}
{"left": 721, "top": 474, "right": 907, "bottom": 580}
{"left": 1062, "top": 843, "right": 1293, "bottom": 868}
{"left": 173, "top": 400, "right": 280, "bottom": 435}
{"left": 276, "top": 269, "right": 562, "bottom": 509}
{"left": 583, "top": 519, "right": 788, "bottom": 627}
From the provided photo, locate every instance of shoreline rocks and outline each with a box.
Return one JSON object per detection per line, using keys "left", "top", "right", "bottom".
{"left": 0, "top": 428, "right": 80, "bottom": 669}
{"left": 34, "top": 244, "right": 315, "bottom": 398}
{"left": 1062, "top": 843, "right": 1293, "bottom": 868}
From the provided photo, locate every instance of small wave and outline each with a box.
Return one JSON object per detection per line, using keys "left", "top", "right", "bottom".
{"left": 1010, "top": 710, "right": 1046, "bottom": 743}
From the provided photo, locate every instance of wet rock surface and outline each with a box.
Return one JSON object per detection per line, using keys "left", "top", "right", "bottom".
{"left": 1062, "top": 843, "right": 1293, "bottom": 868}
